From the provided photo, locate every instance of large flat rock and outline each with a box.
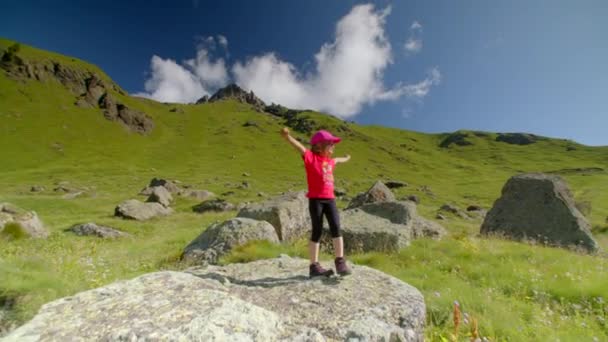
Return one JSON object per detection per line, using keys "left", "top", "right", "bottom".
{"left": 5, "top": 256, "right": 425, "bottom": 341}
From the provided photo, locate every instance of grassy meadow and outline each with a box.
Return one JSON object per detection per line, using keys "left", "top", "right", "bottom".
{"left": 1, "top": 38, "right": 607, "bottom": 341}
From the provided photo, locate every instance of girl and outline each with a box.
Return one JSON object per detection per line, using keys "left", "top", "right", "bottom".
{"left": 281, "top": 127, "right": 352, "bottom": 277}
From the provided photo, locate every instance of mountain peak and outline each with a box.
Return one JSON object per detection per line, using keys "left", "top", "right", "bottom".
{"left": 196, "top": 83, "right": 266, "bottom": 111}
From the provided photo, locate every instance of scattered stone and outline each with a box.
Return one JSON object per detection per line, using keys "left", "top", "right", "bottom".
{"left": 182, "top": 218, "right": 279, "bottom": 265}
{"left": 140, "top": 178, "right": 181, "bottom": 195}
{"left": 237, "top": 191, "right": 310, "bottom": 242}
{"left": 242, "top": 121, "right": 258, "bottom": 127}
{"left": 114, "top": 199, "right": 173, "bottom": 221}
{"left": 257, "top": 192, "right": 266, "bottom": 197}
{"left": 68, "top": 223, "right": 128, "bottom": 239}
{"left": 30, "top": 186, "right": 44, "bottom": 192}
{"left": 221, "top": 191, "right": 235, "bottom": 197}
{"left": 481, "top": 173, "right": 598, "bottom": 252}
{"left": 334, "top": 188, "right": 347, "bottom": 197}
{"left": 466, "top": 205, "right": 483, "bottom": 211}
{"left": 347, "top": 181, "right": 395, "bottom": 209}
{"left": 435, "top": 214, "right": 447, "bottom": 220}
{"left": 405, "top": 195, "right": 420, "bottom": 204}
{"left": 417, "top": 185, "right": 435, "bottom": 197}
{"left": 192, "top": 199, "right": 235, "bottom": 214}
{"left": 4, "top": 257, "right": 426, "bottom": 341}
{"left": 180, "top": 189, "right": 214, "bottom": 201}
{"left": 146, "top": 186, "right": 173, "bottom": 208}
{"left": 0, "top": 203, "right": 48, "bottom": 239}
{"left": 385, "top": 180, "right": 408, "bottom": 189}
{"left": 239, "top": 181, "right": 250, "bottom": 189}
{"left": 242, "top": 172, "right": 251, "bottom": 177}
{"left": 439, "top": 204, "right": 469, "bottom": 219}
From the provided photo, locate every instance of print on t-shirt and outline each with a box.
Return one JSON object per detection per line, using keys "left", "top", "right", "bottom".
{"left": 322, "top": 160, "right": 334, "bottom": 186}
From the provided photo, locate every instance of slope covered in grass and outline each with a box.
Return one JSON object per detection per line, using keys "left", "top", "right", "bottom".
{"left": 1, "top": 39, "right": 607, "bottom": 340}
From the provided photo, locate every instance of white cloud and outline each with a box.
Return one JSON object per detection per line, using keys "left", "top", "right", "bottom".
{"left": 135, "top": 37, "right": 229, "bottom": 103}
{"left": 136, "top": 5, "right": 441, "bottom": 116}
{"left": 404, "top": 20, "right": 423, "bottom": 55}
{"left": 233, "top": 4, "right": 439, "bottom": 117}
{"left": 134, "top": 56, "right": 205, "bottom": 103}
{"left": 217, "top": 35, "right": 228, "bottom": 49}
{"left": 404, "top": 38, "right": 422, "bottom": 53}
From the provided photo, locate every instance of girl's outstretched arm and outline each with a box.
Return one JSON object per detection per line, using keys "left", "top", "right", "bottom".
{"left": 280, "top": 127, "right": 306, "bottom": 155}
{"left": 334, "top": 154, "right": 351, "bottom": 163}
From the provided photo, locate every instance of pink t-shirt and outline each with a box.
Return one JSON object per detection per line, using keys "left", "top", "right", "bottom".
{"left": 302, "top": 149, "right": 335, "bottom": 199}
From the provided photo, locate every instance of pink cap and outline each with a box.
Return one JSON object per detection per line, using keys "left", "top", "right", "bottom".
{"left": 310, "top": 130, "right": 341, "bottom": 145}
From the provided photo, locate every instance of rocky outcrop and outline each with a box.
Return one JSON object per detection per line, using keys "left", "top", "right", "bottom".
{"left": 199, "top": 83, "right": 266, "bottom": 112}
{"left": 67, "top": 223, "right": 128, "bottom": 239}
{"left": 182, "top": 218, "right": 279, "bottom": 265}
{"left": 0, "top": 43, "right": 153, "bottom": 134}
{"left": 0, "top": 203, "right": 48, "bottom": 239}
{"left": 114, "top": 199, "right": 173, "bottom": 221}
{"left": 347, "top": 181, "right": 396, "bottom": 209}
{"left": 4, "top": 257, "right": 425, "bottom": 341}
{"left": 481, "top": 173, "right": 598, "bottom": 252}
{"left": 496, "top": 133, "right": 545, "bottom": 145}
{"left": 439, "top": 131, "right": 474, "bottom": 148}
{"left": 99, "top": 93, "right": 154, "bottom": 134}
{"left": 237, "top": 191, "right": 310, "bottom": 242}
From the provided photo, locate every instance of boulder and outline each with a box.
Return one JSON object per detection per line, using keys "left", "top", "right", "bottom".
{"left": 67, "top": 223, "right": 128, "bottom": 239}
{"left": 439, "top": 204, "right": 469, "bottom": 219}
{"left": 322, "top": 208, "right": 412, "bottom": 253}
{"left": 237, "top": 191, "right": 310, "bottom": 242}
{"left": 192, "top": 199, "right": 235, "bottom": 213}
{"left": 114, "top": 199, "right": 173, "bottom": 221}
{"left": 140, "top": 178, "right": 181, "bottom": 195}
{"left": 347, "top": 181, "right": 396, "bottom": 209}
{"left": 5, "top": 257, "right": 425, "bottom": 341}
{"left": 146, "top": 186, "right": 173, "bottom": 207}
{"left": 0, "top": 203, "right": 48, "bottom": 239}
{"left": 358, "top": 201, "right": 447, "bottom": 240}
{"left": 481, "top": 173, "right": 598, "bottom": 252}
{"left": 182, "top": 218, "right": 279, "bottom": 265}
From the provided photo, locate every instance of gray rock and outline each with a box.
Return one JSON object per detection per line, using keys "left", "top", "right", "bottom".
{"left": 5, "top": 258, "right": 425, "bottom": 341}
{"left": 436, "top": 214, "right": 447, "bottom": 220}
{"left": 61, "top": 191, "right": 84, "bottom": 200}
{"left": 30, "top": 186, "right": 44, "bottom": 193}
{"left": 481, "top": 173, "right": 598, "bottom": 252}
{"left": 0, "top": 203, "right": 48, "bottom": 239}
{"left": 411, "top": 216, "right": 448, "bottom": 240}
{"left": 192, "top": 198, "right": 235, "bottom": 213}
{"left": 405, "top": 195, "right": 420, "bottom": 204}
{"left": 114, "top": 199, "right": 173, "bottom": 221}
{"left": 182, "top": 217, "right": 279, "bottom": 265}
{"left": 68, "top": 223, "right": 128, "bottom": 239}
{"left": 439, "top": 204, "right": 469, "bottom": 219}
{"left": 358, "top": 201, "right": 447, "bottom": 240}
{"left": 322, "top": 208, "right": 412, "bottom": 253}
{"left": 385, "top": 180, "right": 408, "bottom": 189}
{"left": 146, "top": 186, "right": 173, "bottom": 207}
{"left": 347, "top": 181, "right": 396, "bottom": 209}
{"left": 237, "top": 191, "right": 310, "bottom": 242}
{"left": 180, "top": 189, "right": 214, "bottom": 201}
{"left": 140, "top": 178, "right": 181, "bottom": 195}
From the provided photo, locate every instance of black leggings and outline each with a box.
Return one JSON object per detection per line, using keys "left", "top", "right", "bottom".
{"left": 309, "top": 198, "right": 341, "bottom": 243}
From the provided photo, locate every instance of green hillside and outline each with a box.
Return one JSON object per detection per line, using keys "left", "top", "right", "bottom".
{"left": 1, "top": 39, "right": 607, "bottom": 341}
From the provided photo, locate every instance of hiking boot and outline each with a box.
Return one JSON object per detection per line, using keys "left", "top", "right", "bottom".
{"left": 335, "top": 257, "right": 352, "bottom": 276}
{"left": 309, "top": 262, "right": 333, "bottom": 278}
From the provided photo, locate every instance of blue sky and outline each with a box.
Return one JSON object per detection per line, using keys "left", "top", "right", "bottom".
{"left": 2, "top": 0, "right": 607, "bottom": 145}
